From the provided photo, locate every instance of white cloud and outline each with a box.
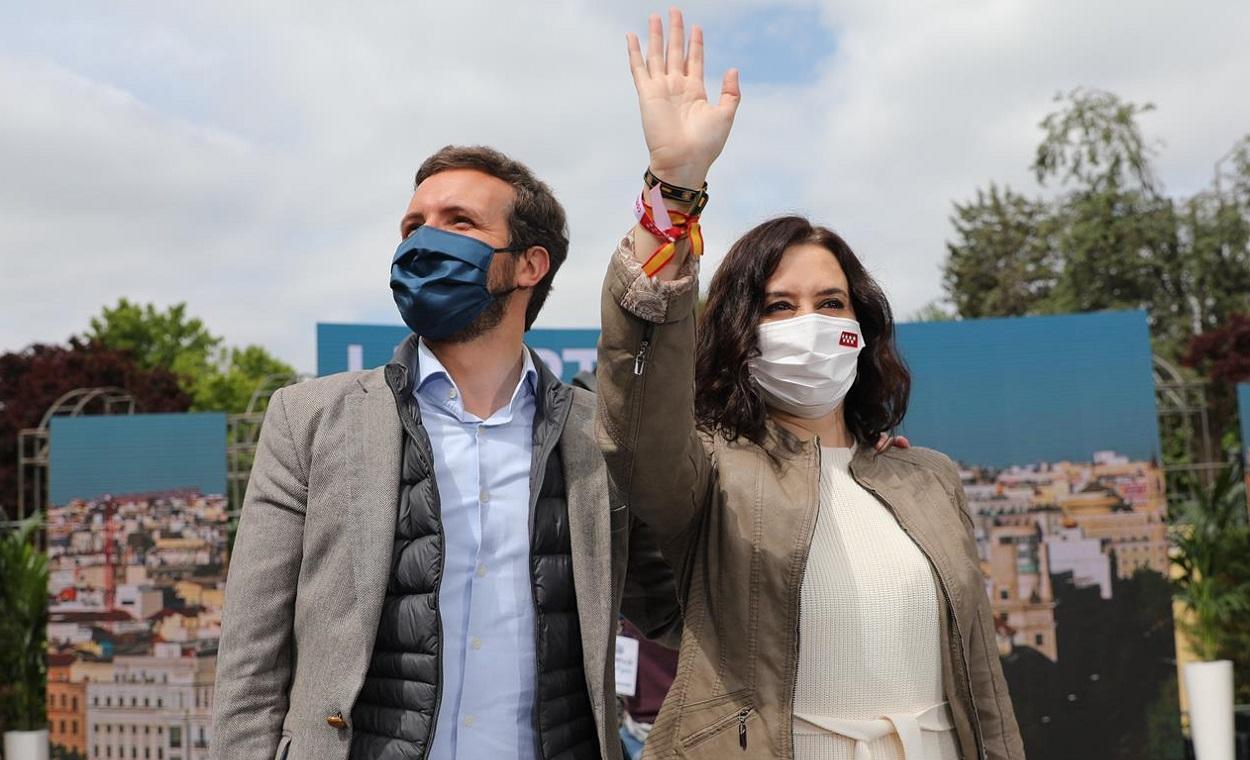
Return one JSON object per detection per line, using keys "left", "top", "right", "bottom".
{"left": 2, "top": 0, "right": 1248, "bottom": 372}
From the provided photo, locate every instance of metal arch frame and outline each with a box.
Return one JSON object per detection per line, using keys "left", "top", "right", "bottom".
{"left": 1152, "top": 355, "right": 1222, "bottom": 492}
{"left": 227, "top": 373, "right": 306, "bottom": 515}
{"left": 16, "top": 387, "right": 137, "bottom": 520}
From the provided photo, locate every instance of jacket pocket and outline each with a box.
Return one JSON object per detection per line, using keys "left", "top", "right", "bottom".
{"left": 679, "top": 703, "right": 759, "bottom": 756}
{"left": 274, "top": 733, "right": 292, "bottom": 760}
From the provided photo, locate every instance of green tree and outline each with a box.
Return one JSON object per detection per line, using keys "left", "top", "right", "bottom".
{"left": 1033, "top": 87, "right": 1159, "bottom": 194}
{"left": 942, "top": 184, "right": 1057, "bottom": 318}
{"left": 1031, "top": 89, "right": 1191, "bottom": 349}
{"left": 1181, "top": 136, "right": 1250, "bottom": 336}
{"left": 191, "top": 345, "right": 297, "bottom": 413}
{"left": 86, "top": 299, "right": 220, "bottom": 379}
{"left": 942, "top": 89, "right": 1250, "bottom": 364}
{"left": 906, "top": 301, "right": 957, "bottom": 323}
{"left": 84, "top": 300, "right": 295, "bottom": 414}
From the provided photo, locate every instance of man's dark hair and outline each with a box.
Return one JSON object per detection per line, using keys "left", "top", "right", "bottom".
{"left": 695, "top": 215, "right": 911, "bottom": 448}
{"left": 414, "top": 145, "right": 569, "bottom": 330}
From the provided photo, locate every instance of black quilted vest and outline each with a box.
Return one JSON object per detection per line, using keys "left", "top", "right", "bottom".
{"left": 349, "top": 353, "right": 599, "bottom": 760}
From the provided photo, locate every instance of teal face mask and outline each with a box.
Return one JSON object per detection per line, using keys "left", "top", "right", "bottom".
{"left": 390, "top": 226, "right": 523, "bottom": 340}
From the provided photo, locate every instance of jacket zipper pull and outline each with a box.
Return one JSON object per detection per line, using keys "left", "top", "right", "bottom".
{"left": 738, "top": 708, "right": 750, "bottom": 750}
{"left": 633, "top": 324, "right": 655, "bottom": 376}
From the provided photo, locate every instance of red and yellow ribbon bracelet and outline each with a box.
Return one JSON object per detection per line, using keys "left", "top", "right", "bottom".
{"left": 633, "top": 184, "right": 703, "bottom": 277}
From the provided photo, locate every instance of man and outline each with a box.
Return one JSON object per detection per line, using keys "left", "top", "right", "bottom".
{"left": 211, "top": 146, "right": 679, "bottom": 760}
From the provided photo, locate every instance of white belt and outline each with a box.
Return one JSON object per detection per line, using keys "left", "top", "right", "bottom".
{"left": 793, "top": 702, "right": 955, "bottom": 760}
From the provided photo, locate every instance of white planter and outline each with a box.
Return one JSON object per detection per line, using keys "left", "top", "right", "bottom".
{"left": 1183, "top": 659, "right": 1235, "bottom": 760}
{"left": 2, "top": 729, "right": 49, "bottom": 760}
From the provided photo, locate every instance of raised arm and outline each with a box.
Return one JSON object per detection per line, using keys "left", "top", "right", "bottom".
{"left": 596, "top": 8, "right": 739, "bottom": 565}
{"left": 626, "top": 8, "right": 739, "bottom": 280}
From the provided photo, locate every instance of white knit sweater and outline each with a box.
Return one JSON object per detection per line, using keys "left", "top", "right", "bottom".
{"left": 792, "top": 447, "right": 961, "bottom": 760}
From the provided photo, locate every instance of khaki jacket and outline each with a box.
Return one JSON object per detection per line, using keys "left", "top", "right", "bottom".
{"left": 595, "top": 238, "right": 1026, "bottom": 760}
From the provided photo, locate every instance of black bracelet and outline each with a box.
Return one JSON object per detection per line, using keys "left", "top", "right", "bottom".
{"left": 644, "top": 168, "right": 709, "bottom": 214}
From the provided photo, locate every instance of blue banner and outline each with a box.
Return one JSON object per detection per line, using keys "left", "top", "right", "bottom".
{"left": 49, "top": 413, "right": 227, "bottom": 505}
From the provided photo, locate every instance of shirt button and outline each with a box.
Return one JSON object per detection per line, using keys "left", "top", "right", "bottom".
{"left": 463, "top": 715, "right": 476, "bottom": 727}
{"left": 471, "top": 637, "right": 482, "bottom": 651}
{"left": 476, "top": 564, "right": 487, "bottom": 578}
{"left": 479, "top": 489, "right": 490, "bottom": 504}
{"left": 448, "top": 388, "right": 458, "bottom": 400}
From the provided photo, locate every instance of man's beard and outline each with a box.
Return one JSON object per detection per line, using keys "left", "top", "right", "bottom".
{"left": 434, "top": 257, "right": 520, "bottom": 345}
{"left": 436, "top": 289, "right": 513, "bottom": 344}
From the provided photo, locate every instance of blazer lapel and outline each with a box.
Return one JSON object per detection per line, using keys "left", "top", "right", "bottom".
{"left": 348, "top": 374, "right": 404, "bottom": 650}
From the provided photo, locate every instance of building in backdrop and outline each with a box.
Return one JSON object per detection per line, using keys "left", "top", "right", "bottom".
{"left": 316, "top": 311, "right": 1178, "bottom": 760}
{"left": 46, "top": 413, "right": 227, "bottom": 760}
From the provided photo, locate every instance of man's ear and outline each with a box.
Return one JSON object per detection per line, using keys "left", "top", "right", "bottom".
{"left": 516, "top": 245, "right": 550, "bottom": 288}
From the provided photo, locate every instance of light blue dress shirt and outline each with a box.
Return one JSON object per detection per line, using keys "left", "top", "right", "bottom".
{"left": 413, "top": 338, "right": 539, "bottom": 760}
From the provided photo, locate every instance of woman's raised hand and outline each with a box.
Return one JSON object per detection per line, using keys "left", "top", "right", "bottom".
{"left": 628, "top": 8, "right": 740, "bottom": 190}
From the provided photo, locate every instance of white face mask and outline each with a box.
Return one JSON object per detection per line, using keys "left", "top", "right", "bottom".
{"left": 748, "top": 313, "right": 865, "bottom": 419}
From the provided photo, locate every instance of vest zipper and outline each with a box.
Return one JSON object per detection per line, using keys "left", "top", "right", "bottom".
{"left": 854, "top": 473, "right": 987, "bottom": 760}
{"left": 386, "top": 367, "right": 447, "bottom": 760}
{"left": 738, "top": 707, "right": 751, "bottom": 750}
{"left": 526, "top": 385, "right": 570, "bottom": 760}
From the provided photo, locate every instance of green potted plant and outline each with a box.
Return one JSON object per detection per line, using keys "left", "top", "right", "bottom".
{"left": 1170, "top": 460, "right": 1250, "bottom": 760}
{"left": 0, "top": 515, "right": 49, "bottom": 760}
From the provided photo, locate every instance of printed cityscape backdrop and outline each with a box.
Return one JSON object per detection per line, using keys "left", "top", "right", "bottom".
{"left": 46, "top": 414, "right": 227, "bottom": 760}
{"left": 903, "top": 312, "right": 1178, "bottom": 760}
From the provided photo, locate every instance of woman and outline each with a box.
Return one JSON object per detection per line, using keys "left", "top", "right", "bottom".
{"left": 595, "top": 10, "right": 1025, "bottom": 760}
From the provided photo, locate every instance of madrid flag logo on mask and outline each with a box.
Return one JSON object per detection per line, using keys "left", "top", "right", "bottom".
{"left": 748, "top": 314, "right": 866, "bottom": 419}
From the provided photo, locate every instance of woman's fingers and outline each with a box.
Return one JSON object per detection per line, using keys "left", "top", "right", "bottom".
{"left": 688, "top": 25, "right": 704, "bottom": 83}
{"left": 873, "top": 434, "right": 911, "bottom": 453}
{"left": 646, "top": 14, "right": 665, "bottom": 78}
{"left": 667, "top": 7, "right": 686, "bottom": 76}
{"left": 718, "top": 68, "right": 741, "bottom": 115}
{"left": 627, "top": 33, "right": 647, "bottom": 85}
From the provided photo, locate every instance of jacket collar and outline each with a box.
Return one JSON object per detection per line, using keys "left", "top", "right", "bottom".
{"left": 758, "top": 415, "right": 902, "bottom": 490}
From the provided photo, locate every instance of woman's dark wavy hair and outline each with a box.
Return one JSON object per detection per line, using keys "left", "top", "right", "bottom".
{"left": 694, "top": 215, "right": 910, "bottom": 448}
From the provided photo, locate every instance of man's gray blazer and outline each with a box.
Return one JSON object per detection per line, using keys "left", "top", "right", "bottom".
{"left": 210, "top": 353, "right": 679, "bottom": 760}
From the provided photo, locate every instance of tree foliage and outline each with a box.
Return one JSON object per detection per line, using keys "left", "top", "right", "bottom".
{"left": 85, "top": 299, "right": 220, "bottom": 380}
{"left": 1033, "top": 87, "right": 1159, "bottom": 194}
{"left": 942, "top": 88, "right": 1250, "bottom": 407}
{"left": 192, "top": 345, "right": 298, "bottom": 413}
{"left": 942, "top": 184, "right": 1057, "bottom": 318}
{"left": 85, "top": 299, "right": 296, "bottom": 414}
{"left": 1183, "top": 312, "right": 1250, "bottom": 387}
{"left": 1181, "top": 312, "right": 1250, "bottom": 446}
{"left": 0, "top": 516, "right": 50, "bottom": 732}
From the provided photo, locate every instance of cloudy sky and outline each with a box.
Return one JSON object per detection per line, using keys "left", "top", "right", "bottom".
{"left": 4, "top": 0, "right": 1249, "bottom": 373}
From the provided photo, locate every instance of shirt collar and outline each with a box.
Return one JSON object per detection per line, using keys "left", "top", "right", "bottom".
{"left": 413, "top": 337, "right": 537, "bottom": 413}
